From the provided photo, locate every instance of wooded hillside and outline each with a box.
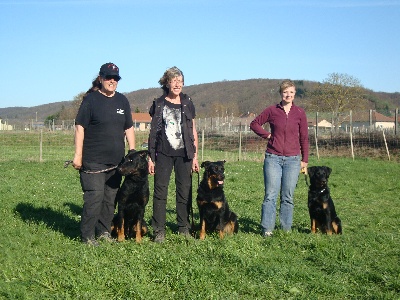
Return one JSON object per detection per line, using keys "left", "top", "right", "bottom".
{"left": 1, "top": 79, "right": 399, "bottom": 124}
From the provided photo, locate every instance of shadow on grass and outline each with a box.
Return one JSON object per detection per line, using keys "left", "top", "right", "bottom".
{"left": 238, "top": 216, "right": 261, "bottom": 234}
{"left": 63, "top": 202, "right": 82, "bottom": 216}
{"left": 167, "top": 207, "right": 261, "bottom": 235}
{"left": 166, "top": 206, "right": 310, "bottom": 235}
{"left": 292, "top": 224, "right": 311, "bottom": 234}
{"left": 14, "top": 202, "right": 81, "bottom": 239}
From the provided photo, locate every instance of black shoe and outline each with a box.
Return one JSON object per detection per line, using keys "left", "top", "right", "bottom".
{"left": 178, "top": 229, "right": 192, "bottom": 238}
{"left": 153, "top": 231, "right": 165, "bottom": 243}
{"left": 98, "top": 232, "right": 115, "bottom": 243}
{"left": 82, "top": 238, "right": 99, "bottom": 247}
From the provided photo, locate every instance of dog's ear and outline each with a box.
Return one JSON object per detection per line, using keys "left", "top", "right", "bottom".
{"left": 307, "top": 166, "right": 315, "bottom": 177}
{"left": 325, "top": 166, "right": 332, "bottom": 177}
{"left": 201, "top": 161, "right": 210, "bottom": 168}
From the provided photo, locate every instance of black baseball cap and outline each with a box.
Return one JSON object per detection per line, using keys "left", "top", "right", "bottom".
{"left": 99, "top": 63, "right": 121, "bottom": 80}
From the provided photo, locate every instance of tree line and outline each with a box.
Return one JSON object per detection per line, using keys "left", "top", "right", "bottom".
{"left": 50, "top": 73, "right": 399, "bottom": 123}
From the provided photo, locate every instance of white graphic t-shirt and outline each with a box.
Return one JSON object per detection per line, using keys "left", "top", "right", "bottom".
{"left": 163, "top": 104, "right": 184, "bottom": 150}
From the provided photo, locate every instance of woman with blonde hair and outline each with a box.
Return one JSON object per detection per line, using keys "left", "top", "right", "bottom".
{"left": 250, "top": 79, "right": 309, "bottom": 237}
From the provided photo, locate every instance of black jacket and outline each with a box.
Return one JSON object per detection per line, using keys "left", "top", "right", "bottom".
{"left": 148, "top": 93, "right": 196, "bottom": 162}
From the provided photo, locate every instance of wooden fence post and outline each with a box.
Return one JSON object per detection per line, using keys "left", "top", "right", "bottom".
{"left": 239, "top": 131, "right": 242, "bottom": 161}
{"left": 39, "top": 129, "right": 43, "bottom": 162}
{"left": 350, "top": 110, "right": 354, "bottom": 160}
{"left": 201, "top": 129, "right": 204, "bottom": 162}
{"left": 382, "top": 130, "right": 390, "bottom": 161}
{"left": 314, "top": 127, "right": 319, "bottom": 160}
{"left": 369, "top": 109, "right": 373, "bottom": 131}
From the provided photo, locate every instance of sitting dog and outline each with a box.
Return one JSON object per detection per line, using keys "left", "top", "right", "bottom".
{"left": 196, "top": 161, "right": 238, "bottom": 240}
{"left": 112, "top": 150, "right": 149, "bottom": 243}
{"left": 307, "top": 166, "right": 342, "bottom": 235}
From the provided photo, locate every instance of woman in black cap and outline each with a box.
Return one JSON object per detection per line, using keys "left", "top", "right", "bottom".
{"left": 72, "top": 62, "right": 135, "bottom": 246}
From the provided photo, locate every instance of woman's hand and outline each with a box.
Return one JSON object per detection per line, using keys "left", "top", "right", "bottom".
{"left": 300, "top": 161, "right": 308, "bottom": 174}
{"left": 148, "top": 159, "right": 155, "bottom": 175}
{"left": 192, "top": 158, "right": 199, "bottom": 173}
{"left": 72, "top": 154, "right": 82, "bottom": 170}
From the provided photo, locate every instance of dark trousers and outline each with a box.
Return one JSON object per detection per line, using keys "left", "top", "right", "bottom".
{"left": 79, "top": 168, "right": 121, "bottom": 241}
{"left": 152, "top": 153, "right": 193, "bottom": 233}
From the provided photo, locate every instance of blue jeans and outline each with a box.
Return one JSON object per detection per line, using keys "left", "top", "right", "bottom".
{"left": 261, "top": 153, "right": 301, "bottom": 233}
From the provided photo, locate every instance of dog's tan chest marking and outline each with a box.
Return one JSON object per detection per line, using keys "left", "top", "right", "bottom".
{"left": 213, "top": 201, "right": 223, "bottom": 209}
{"left": 207, "top": 176, "right": 218, "bottom": 190}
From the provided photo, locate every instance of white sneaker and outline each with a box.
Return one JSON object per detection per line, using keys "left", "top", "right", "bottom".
{"left": 263, "top": 231, "right": 273, "bottom": 238}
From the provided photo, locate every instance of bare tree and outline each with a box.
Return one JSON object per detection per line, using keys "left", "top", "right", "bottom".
{"left": 307, "top": 73, "right": 369, "bottom": 130}
{"left": 58, "top": 92, "right": 85, "bottom": 120}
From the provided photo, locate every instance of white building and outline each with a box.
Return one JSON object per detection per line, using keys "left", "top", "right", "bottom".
{"left": 0, "top": 119, "right": 13, "bottom": 130}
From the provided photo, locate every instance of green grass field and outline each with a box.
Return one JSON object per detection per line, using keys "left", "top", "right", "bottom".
{"left": 1, "top": 154, "right": 399, "bottom": 299}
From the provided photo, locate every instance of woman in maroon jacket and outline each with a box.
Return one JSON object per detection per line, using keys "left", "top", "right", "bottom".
{"left": 250, "top": 80, "right": 309, "bottom": 237}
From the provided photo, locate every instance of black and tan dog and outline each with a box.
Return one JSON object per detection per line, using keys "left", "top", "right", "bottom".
{"left": 307, "top": 166, "right": 342, "bottom": 235}
{"left": 196, "top": 161, "right": 238, "bottom": 240}
{"left": 111, "top": 150, "right": 149, "bottom": 243}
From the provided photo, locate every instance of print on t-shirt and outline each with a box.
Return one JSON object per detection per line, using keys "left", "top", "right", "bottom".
{"left": 163, "top": 105, "right": 184, "bottom": 150}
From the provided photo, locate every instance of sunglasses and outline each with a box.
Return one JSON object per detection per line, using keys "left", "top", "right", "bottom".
{"left": 169, "top": 78, "right": 183, "bottom": 85}
{"left": 103, "top": 75, "right": 121, "bottom": 82}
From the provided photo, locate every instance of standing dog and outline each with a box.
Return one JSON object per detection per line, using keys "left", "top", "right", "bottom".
{"left": 196, "top": 161, "right": 238, "bottom": 240}
{"left": 307, "top": 166, "right": 342, "bottom": 235}
{"left": 112, "top": 150, "right": 149, "bottom": 243}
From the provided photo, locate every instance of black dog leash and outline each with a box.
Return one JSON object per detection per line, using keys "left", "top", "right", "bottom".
{"left": 304, "top": 174, "right": 309, "bottom": 187}
{"left": 300, "top": 167, "right": 309, "bottom": 187}
{"left": 189, "top": 170, "right": 200, "bottom": 235}
{"left": 64, "top": 160, "right": 119, "bottom": 174}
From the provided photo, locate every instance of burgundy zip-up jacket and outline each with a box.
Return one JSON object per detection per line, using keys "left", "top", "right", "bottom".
{"left": 250, "top": 102, "right": 309, "bottom": 163}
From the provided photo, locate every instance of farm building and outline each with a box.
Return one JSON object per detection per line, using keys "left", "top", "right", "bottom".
{"left": 131, "top": 113, "right": 151, "bottom": 131}
{"left": 341, "top": 110, "right": 396, "bottom": 131}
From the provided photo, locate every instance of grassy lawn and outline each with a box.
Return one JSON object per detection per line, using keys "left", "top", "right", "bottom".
{"left": 0, "top": 155, "right": 399, "bottom": 299}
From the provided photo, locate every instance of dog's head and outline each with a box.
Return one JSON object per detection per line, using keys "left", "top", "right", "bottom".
{"left": 118, "top": 150, "right": 148, "bottom": 176}
{"left": 307, "top": 166, "right": 332, "bottom": 189}
{"left": 201, "top": 160, "right": 226, "bottom": 189}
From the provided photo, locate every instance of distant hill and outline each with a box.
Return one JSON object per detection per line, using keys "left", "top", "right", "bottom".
{"left": 124, "top": 79, "right": 400, "bottom": 118}
{"left": 125, "top": 79, "right": 287, "bottom": 117}
{"left": 1, "top": 79, "right": 399, "bottom": 126}
{"left": 0, "top": 101, "right": 71, "bottom": 125}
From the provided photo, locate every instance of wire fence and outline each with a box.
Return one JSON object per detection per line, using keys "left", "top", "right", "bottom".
{"left": 1, "top": 109, "right": 399, "bottom": 161}
{"left": 2, "top": 108, "right": 399, "bottom": 133}
{"left": 1, "top": 127, "right": 399, "bottom": 163}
